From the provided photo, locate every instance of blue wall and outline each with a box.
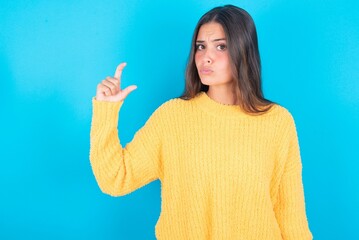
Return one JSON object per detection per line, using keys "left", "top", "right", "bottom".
{"left": 1, "top": 0, "right": 358, "bottom": 239}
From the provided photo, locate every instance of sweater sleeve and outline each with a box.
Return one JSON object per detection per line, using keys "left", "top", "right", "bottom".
{"left": 89, "top": 97, "right": 163, "bottom": 197}
{"left": 273, "top": 113, "right": 313, "bottom": 240}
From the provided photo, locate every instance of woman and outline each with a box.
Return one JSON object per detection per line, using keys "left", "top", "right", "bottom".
{"left": 90, "top": 4, "right": 313, "bottom": 239}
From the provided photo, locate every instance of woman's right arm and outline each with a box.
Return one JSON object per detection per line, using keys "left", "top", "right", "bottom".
{"left": 89, "top": 63, "right": 162, "bottom": 196}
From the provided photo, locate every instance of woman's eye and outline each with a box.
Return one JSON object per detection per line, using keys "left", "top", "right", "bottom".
{"left": 196, "top": 44, "right": 205, "bottom": 50}
{"left": 217, "top": 44, "right": 227, "bottom": 50}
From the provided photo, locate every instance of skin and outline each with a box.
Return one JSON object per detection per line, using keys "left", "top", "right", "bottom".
{"left": 95, "top": 62, "right": 137, "bottom": 102}
{"left": 195, "top": 22, "right": 239, "bottom": 105}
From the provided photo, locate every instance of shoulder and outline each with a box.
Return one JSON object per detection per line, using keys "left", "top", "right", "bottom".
{"left": 269, "top": 104, "right": 295, "bottom": 122}
{"left": 148, "top": 97, "right": 190, "bottom": 122}
{"left": 153, "top": 97, "right": 189, "bottom": 114}
{"left": 270, "top": 104, "right": 301, "bottom": 143}
{"left": 265, "top": 104, "right": 299, "bottom": 137}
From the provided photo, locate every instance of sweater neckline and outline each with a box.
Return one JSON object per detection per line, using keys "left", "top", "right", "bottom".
{"left": 193, "top": 91, "right": 252, "bottom": 118}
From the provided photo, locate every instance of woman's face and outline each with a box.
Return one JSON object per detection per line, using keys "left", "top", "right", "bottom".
{"left": 195, "top": 22, "right": 233, "bottom": 88}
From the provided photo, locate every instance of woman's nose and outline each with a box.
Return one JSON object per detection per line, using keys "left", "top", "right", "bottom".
{"left": 203, "top": 50, "right": 213, "bottom": 64}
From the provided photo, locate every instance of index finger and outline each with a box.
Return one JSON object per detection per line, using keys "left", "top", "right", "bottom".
{"left": 114, "top": 62, "right": 127, "bottom": 79}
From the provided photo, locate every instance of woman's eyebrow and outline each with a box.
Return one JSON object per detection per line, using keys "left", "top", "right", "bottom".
{"left": 196, "top": 38, "right": 226, "bottom": 43}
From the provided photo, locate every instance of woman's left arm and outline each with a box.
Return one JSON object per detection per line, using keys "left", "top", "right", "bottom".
{"left": 273, "top": 112, "right": 313, "bottom": 240}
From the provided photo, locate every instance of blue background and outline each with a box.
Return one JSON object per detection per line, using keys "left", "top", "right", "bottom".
{"left": 1, "top": 0, "right": 358, "bottom": 239}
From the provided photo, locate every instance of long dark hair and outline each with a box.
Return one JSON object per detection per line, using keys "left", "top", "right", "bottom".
{"left": 179, "top": 4, "right": 276, "bottom": 115}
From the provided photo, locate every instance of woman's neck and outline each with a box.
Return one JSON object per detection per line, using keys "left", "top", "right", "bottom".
{"left": 207, "top": 86, "right": 240, "bottom": 105}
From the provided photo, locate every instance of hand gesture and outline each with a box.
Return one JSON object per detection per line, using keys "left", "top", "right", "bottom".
{"left": 95, "top": 62, "right": 137, "bottom": 102}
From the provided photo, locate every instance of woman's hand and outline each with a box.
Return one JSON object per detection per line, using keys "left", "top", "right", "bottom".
{"left": 95, "top": 62, "right": 137, "bottom": 102}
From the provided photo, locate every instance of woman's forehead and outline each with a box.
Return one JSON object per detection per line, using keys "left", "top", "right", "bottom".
{"left": 197, "top": 22, "right": 225, "bottom": 40}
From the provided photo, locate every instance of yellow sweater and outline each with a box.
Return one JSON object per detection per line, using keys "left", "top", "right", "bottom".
{"left": 90, "top": 91, "right": 313, "bottom": 240}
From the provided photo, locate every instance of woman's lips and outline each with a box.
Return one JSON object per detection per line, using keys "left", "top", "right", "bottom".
{"left": 199, "top": 68, "right": 213, "bottom": 75}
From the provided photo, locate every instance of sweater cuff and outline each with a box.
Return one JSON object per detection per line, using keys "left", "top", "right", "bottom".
{"left": 91, "top": 97, "right": 124, "bottom": 129}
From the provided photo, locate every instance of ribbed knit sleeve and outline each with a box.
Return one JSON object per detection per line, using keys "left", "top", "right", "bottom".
{"left": 274, "top": 113, "right": 313, "bottom": 240}
{"left": 89, "top": 98, "right": 162, "bottom": 197}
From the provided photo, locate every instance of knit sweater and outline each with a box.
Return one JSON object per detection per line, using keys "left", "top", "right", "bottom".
{"left": 89, "top": 91, "right": 313, "bottom": 240}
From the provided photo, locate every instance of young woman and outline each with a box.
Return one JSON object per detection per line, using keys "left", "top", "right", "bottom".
{"left": 90, "top": 5, "right": 313, "bottom": 240}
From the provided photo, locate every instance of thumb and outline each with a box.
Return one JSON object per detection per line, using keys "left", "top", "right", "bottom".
{"left": 121, "top": 85, "right": 137, "bottom": 98}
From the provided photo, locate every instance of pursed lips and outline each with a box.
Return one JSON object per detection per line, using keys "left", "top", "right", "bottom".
{"left": 199, "top": 68, "right": 213, "bottom": 75}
